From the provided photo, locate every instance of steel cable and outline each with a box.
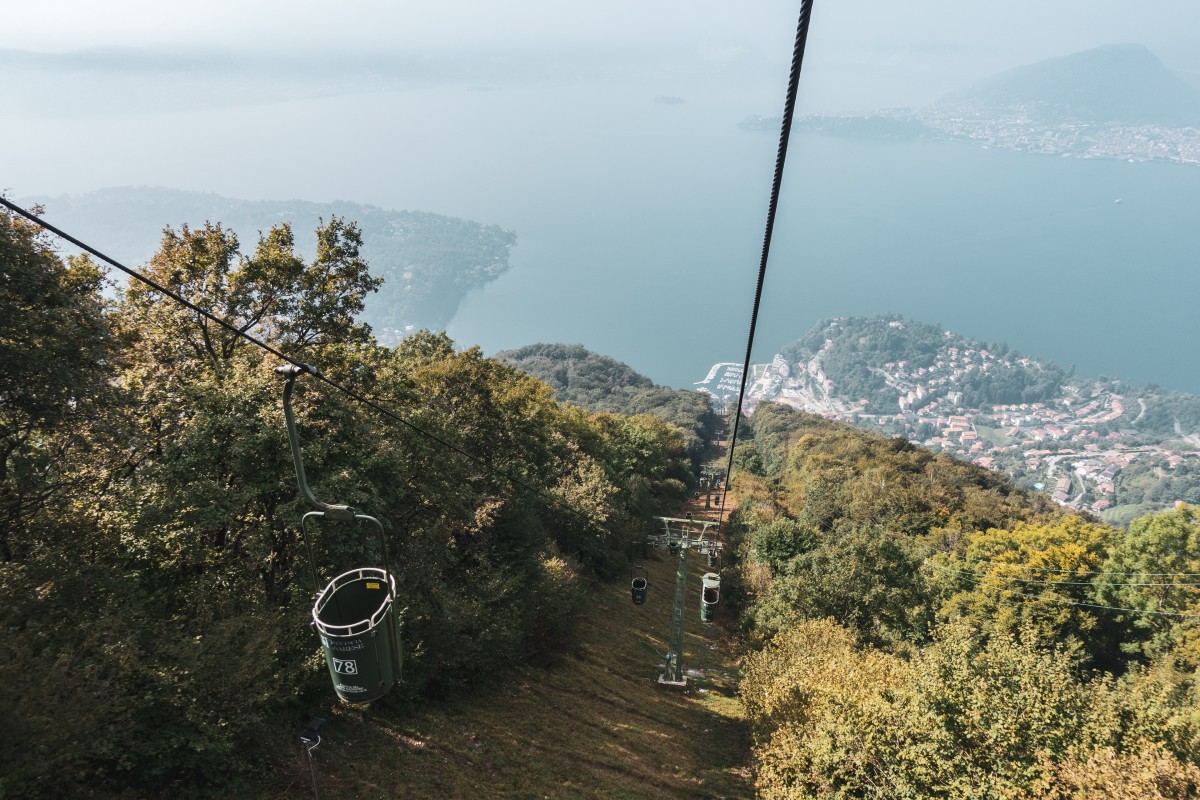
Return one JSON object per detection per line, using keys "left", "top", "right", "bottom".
{"left": 717, "top": 0, "right": 817, "bottom": 525}
{"left": 0, "top": 196, "right": 609, "bottom": 535}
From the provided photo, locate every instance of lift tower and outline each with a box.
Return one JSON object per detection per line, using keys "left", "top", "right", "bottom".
{"left": 650, "top": 516, "right": 721, "bottom": 686}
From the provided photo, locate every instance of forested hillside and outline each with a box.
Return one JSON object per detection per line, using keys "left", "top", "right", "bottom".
{"left": 0, "top": 209, "right": 696, "bottom": 798}
{"left": 729, "top": 402, "right": 1200, "bottom": 798}
{"left": 781, "top": 316, "right": 1067, "bottom": 412}
{"left": 11, "top": 201, "right": 1200, "bottom": 799}
{"left": 498, "top": 343, "right": 720, "bottom": 470}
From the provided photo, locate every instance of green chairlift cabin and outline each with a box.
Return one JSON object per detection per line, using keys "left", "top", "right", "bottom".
{"left": 277, "top": 365, "right": 403, "bottom": 704}
{"left": 630, "top": 564, "right": 648, "bottom": 605}
{"left": 700, "top": 572, "right": 721, "bottom": 624}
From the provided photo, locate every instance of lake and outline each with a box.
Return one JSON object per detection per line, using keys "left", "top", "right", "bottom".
{"left": 442, "top": 87, "right": 1200, "bottom": 394}
{"left": 7, "top": 76, "right": 1199, "bottom": 392}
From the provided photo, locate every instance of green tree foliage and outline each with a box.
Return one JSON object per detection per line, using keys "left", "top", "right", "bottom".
{"left": 0, "top": 208, "right": 114, "bottom": 562}
{"left": 780, "top": 316, "right": 1065, "bottom": 412}
{"left": 1027, "top": 743, "right": 1200, "bottom": 800}
{"left": 497, "top": 343, "right": 719, "bottom": 471}
{"left": 749, "top": 525, "right": 929, "bottom": 647}
{"left": 742, "top": 619, "right": 1200, "bottom": 800}
{"left": 1090, "top": 652, "right": 1200, "bottom": 770}
{"left": 1131, "top": 390, "right": 1200, "bottom": 437}
{"left": 931, "top": 517, "right": 1116, "bottom": 663}
{"left": 1117, "top": 460, "right": 1200, "bottom": 507}
{"left": 0, "top": 217, "right": 394, "bottom": 795}
{"left": 1093, "top": 505, "right": 1200, "bottom": 657}
{"left": 750, "top": 518, "right": 817, "bottom": 570}
{"left": 733, "top": 400, "right": 1200, "bottom": 798}
{"left": 498, "top": 343, "right": 653, "bottom": 397}
{"left": 19, "top": 187, "right": 518, "bottom": 335}
{"left": 904, "top": 623, "right": 1094, "bottom": 795}
{"left": 731, "top": 439, "right": 765, "bottom": 476}
{"left": 741, "top": 619, "right": 910, "bottom": 800}
{"left": 0, "top": 213, "right": 695, "bottom": 798}
{"left": 122, "top": 217, "right": 380, "bottom": 364}
{"left": 745, "top": 402, "right": 1055, "bottom": 537}
{"left": 742, "top": 619, "right": 1091, "bottom": 799}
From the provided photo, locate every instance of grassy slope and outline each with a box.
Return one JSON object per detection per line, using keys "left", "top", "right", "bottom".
{"left": 265, "top": 516, "right": 751, "bottom": 798}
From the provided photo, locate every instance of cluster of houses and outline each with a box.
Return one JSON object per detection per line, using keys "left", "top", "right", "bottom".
{"left": 912, "top": 106, "right": 1200, "bottom": 167}
{"left": 720, "top": 327, "right": 1200, "bottom": 516}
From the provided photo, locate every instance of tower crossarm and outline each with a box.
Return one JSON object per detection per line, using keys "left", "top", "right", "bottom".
{"left": 648, "top": 516, "right": 722, "bottom": 555}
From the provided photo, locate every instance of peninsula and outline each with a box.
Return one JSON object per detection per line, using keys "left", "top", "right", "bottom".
{"left": 698, "top": 315, "right": 1200, "bottom": 524}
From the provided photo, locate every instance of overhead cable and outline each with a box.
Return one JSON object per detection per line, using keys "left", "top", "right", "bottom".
{"left": 910, "top": 537, "right": 1200, "bottom": 579}
{"left": 950, "top": 556, "right": 1200, "bottom": 578}
{"left": 922, "top": 559, "right": 1200, "bottom": 618}
{"left": 717, "top": 0, "right": 816, "bottom": 523}
{"left": 0, "top": 197, "right": 609, "bottom": 535}
{"left": 930, "top": 563, "right": 1200, "bottom": 588}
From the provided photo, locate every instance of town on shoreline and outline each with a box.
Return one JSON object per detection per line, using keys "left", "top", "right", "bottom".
{"left": 697, "top": 323, "right": 1200, "bottom": 524}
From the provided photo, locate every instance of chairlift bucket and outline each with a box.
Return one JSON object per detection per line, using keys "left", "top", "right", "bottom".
{"left": 700, "top": 572, "right": 721, "bottom": 623}
{"left": 312, "top": 567, "right": 401, "bottom": 704}
{"left": 631, "top": 576, "right": 648, "bottom": 605}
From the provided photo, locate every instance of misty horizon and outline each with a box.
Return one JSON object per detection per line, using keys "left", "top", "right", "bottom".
{"left": 4, "top": 35, "right": 1200, "bottom": 118}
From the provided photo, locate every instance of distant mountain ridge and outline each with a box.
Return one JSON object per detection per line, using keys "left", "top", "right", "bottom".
{"left": 942, "top": 43, "right": 1200, "bottom": 126}
{"left": 21, "top": 187, "right": 515, "bottom": 341}
{"left": 0, "top": 44, "right": 777, "bottom": 116}
{"left": 762, "top": 44, "right": 1200, "bottom": 166}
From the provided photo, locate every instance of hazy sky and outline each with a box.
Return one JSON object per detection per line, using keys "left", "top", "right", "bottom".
{"left": 6, "top": 1, "right": 1199, "bottom": 113}
{"left": 6, "top": 0, "right": 1199, "bottom": 67}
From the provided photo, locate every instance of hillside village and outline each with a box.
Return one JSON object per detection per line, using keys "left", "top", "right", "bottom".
{"left": 697, "top": 318, "right": 1200, "bottom": 523}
